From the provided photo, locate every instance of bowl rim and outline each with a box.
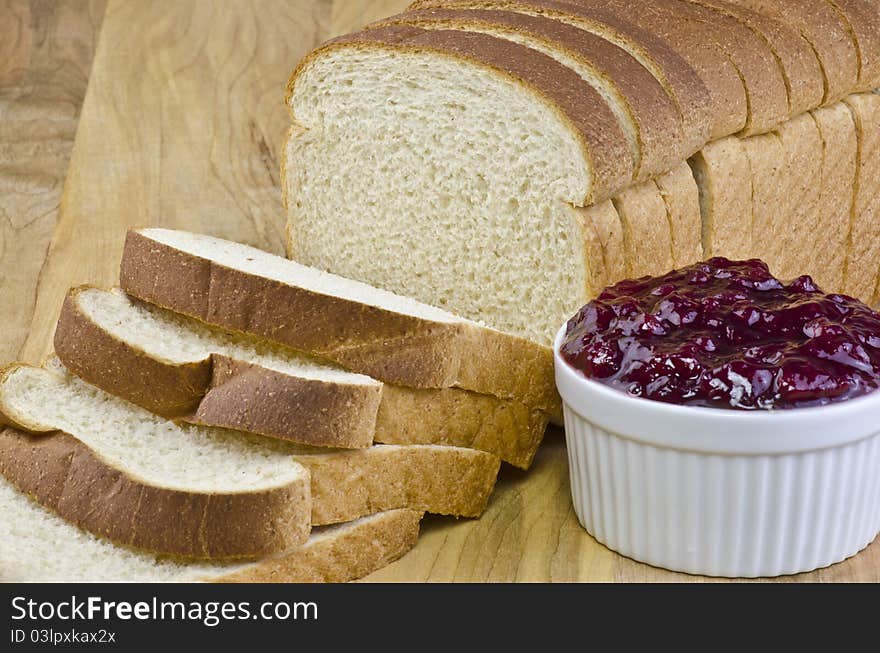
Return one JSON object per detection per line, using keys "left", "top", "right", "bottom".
{"left": 554, "top": 324, "right": 880, "bottom": 454}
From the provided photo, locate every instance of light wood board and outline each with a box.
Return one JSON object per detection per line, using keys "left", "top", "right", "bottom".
{"left": 2, "top": 0, "right": 878, "bottom": 582}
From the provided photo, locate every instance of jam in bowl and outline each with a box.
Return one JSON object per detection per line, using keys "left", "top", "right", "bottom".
{"left": 559, "top": 258, "right": 880, "bottom": 410}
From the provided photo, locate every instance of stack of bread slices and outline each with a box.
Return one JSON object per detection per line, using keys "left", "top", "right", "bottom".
{"left": 284, "top": 0, "right": 880, "bottom": 347}
{"left": 0, "top": 228, "right": 556, "bottom": 582}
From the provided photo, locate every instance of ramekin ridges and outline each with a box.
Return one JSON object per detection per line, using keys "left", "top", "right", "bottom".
{"left": 555, "top": 325, "right": 880, "bottom": 578}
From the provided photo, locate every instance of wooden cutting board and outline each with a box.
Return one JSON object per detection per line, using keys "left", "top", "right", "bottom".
{"left": 11, "top": 0, "right": 880, "bottom": 582}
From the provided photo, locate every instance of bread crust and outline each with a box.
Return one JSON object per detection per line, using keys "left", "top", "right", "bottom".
{"left": 0, "top": 427, "right": 311, "bottom": 560}
{"left": 120, "top": 229, "right": 560, "bottom": 415}
{"left": 288, "top": 24, "right": 633, "bottom": 203}
{"left": 408, "top": 0, "right": 714, "bottom": 146}
{"left": 55, "top": 287, "right": 382, "bottom": 449}
{"left": 828, "top": 0, "right": 880, "bottom": 91}
{"left": 842, "top": 93, "right": 880, "bottom": 304}
{"left": 298, "top": 444, "right": 500, "bottom": 525}
{"left": 373, "top": 8, "right": 687, "bottom": 180}
{"left": 731, "top": 0, "right": 859, "bottom": 104}
{"left": 209, "top": 509, "right": 422, "bottom": 583}
{"left": 685, "top": 0, "right": 825, "bottom": 117}
{"left": 376, "top": 384, "right": 549, "bottom": 469}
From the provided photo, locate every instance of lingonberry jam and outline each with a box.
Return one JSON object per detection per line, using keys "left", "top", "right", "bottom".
{"left": 560, "top": 258, "right": 880, "bottom": 410}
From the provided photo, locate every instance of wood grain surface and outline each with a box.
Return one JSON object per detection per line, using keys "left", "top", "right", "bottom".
{"left": 1, "top": 0, "right": 878, "bottom": 582}
{"left": 0, "top": 0, "right": 106, "bottom": 362}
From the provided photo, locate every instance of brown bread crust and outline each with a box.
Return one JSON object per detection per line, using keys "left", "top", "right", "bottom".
{"left": 298, "top": 444, "right": 500, "bottom": 525}
{"left": 373, "top": 8, "right": 687, "bottom": 180}
{"left": 829, "top": 0, "right": 880, "bottom": 91}
{"left": 288, "top": 24, "right": 633, "bottom": 202}
{"left": 730, "top": 0, "right": 860, "bottom": 104}
{"left": 0, "top": 427, "right": 311, "bottom": 560}
{"left": 408, "top": 0, "right": 714, "bottom": 145}
{"left": 54, "top": 287, "right": 382, "bottom": 449}
{"left": 376, "top": 383, "right": 549, "bottom": 469}
{"left": 210, "top": 510, "right": 423, "bottom": 583}
{"left": 684, "top": 0, "right": 825, "bottom": 117}
{"left": 119, "top": 229, "right": 560, "bottom": 415}
{"left": 56, "top": 285, "right": 550, "bottom": 467}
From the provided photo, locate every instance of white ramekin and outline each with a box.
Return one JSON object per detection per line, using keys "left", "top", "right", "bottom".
{"left": 555, "top": 325, "right": 880, "bottom": 578}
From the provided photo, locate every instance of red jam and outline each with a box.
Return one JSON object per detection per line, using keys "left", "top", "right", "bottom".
{"left": 560, "top": 258, "right": 880, "bottom": 410}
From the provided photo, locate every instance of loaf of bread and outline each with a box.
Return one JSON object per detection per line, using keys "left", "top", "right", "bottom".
{"left": 0, "top": 364, "right": 499, "bottom": 558}
{"left": 56, "top": 286, "right": 549, "bottom": 467}
{"left": 284, "top": 0, "right": 880, "bottom": 346}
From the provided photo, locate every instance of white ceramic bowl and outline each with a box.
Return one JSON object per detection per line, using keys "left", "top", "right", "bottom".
{"left": 555, "top": 324, "right": 880, "bottom": 578}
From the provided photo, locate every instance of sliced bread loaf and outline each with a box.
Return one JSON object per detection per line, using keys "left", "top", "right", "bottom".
{"left": 120, "top": 228, "right": 559, "bottom": 413}
{"left": 5, "top": 362, "right": 500, "bottom": 527}
{"left": 55, "top": 286, "right": 549, "bottom": 467}
{"left": 0, "top": 477, "right": 421, "bottom": 582}
{"left": 0, "top": 364, "right": 311, "bottom": 559}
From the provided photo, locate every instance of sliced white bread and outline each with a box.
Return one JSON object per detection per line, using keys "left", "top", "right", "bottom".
{"left": 842, "top": 92, "right": 880, "bottom": 304}
{"left": 409, "top": 0, "right": 723, "bottom": 139}
{"left": 730, "top": 0, "right": 860, "bottom": 104}
{"left": 0, "top": 477, "right": 421, "bottom": 582}
{"left": 120, "top": 228, "right": 559, "bottom": 414}
{"left": 517, "top": 0, "right": 789, "bottom": 134}
{"left": 55, "top": 286, "right": 549, "bottom": 468}
{"left": 55, "top": 286, "right": 382, "bottom": 449}
{"left": 0, "top": 364, "right": 311, "bottom": 559}
{"left": 372, "top": 8, "right": 688, "bottom": 180}
{"left": 284, "top": 22, "right": 636, "bottom": 345}
{"left": 683, "top": 0, "right": 825, "bottom": 117}
{"left": 687, "top": 136, "right": 754, "bottom": 260}
{"left": 4, "top": 362, "right": 500, "bottom": 528}
{"left": 742, "top": 131, "right": 787, "bottom": 269}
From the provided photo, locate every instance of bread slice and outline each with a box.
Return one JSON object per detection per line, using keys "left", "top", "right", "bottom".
{"left": 120, "top": 228, "right": 559, "bottom": 413}
{"left": 577, "top": 199, "right": 627, "bottom": 292}
{"left": 0, "top": 477, "right": 421, "bottom": 582}
{"left": 768, "top": 113, "right": 825, "bottom": 281}
{"left": 56, "top": 286, "right": 549, "bottom": 467}
{"left": 741, "top": 131, "right": 787, "bottom": 271}
{"left": 15, "top": 358, "right": 502, "bottom": 526}
{"left": 56, "top": 286, "right": 382, "bottom": 448}
{"left": 687, "top": 136, "right": 754, "bottom": 260}
{"left": 296, "top": 443, "right": 499, "bottom": 524}
{"left": 0, "top": 364, "right": 311, "bottom": 559}
{"left": 372, "top": 8, "right": 688, "bottom": 180}
{"left": 827, "top": 0, "right": 880, "bottom": 91}
{"left": 730, "top": 0, "right": 860, "bottom": 104}
{"left": 842, "top": 92, "right": 880, "bottom": 304}
{"left": 654, "top": 161, "right": 704, "bottom": 268}
{"left": 807, "top": 102, "right": 859, "bottom": 291}
{"left": 684, "top": 0, "right": 825, "bottom": 117}
{"left": 503, "top": 0, "right": 787, "bottom": 135}
{"left": 611, "top": 180, "right": 675, "bottom": 278}
{"left": 409, "top": 0, "right": 719, "bottom": 141}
